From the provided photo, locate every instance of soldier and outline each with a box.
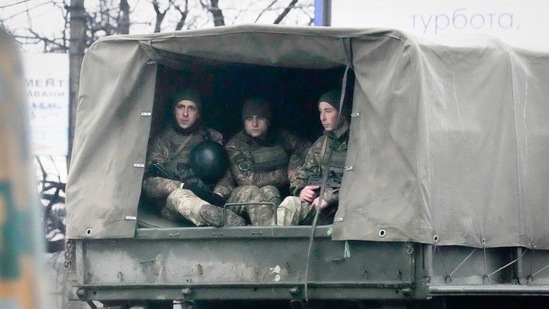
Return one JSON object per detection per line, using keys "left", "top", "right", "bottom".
{"left": 276, "top": 89, "right": 351, "bottom": 226}
{"left": 142, "top": 89, "right": 245, "bottom": 227}
{"left": 224, "top": 97, "right": 311, "bottom": 225}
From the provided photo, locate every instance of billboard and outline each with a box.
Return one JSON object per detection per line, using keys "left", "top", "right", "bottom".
{"left": 331, "top": 0, "right": 549, "bottom": 50}
{"left": 23, "top": 53, "right": 69, "bottom": 156}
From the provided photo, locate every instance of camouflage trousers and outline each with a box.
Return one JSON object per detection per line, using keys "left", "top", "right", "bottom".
{"left": 226, "top": 185, "right": 281, "bottom": 226}
{"left": 163, "top": 188, "right": 210, "bottom": 226}
{"left": 276, "top": 196, "right": 337, "bottom": 226}
{"left": 276, "top": 196, "right": 312, "bottom": 226}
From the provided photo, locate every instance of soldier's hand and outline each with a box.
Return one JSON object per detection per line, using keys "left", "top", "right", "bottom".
{"left": 299, "top": 185, "right": 319, "bottom": 203}
{"left": 208, "top": 193, "right": 225, "bottom": 207}
{"left": 312, "top": 197, "right": 329, "bottom": 210}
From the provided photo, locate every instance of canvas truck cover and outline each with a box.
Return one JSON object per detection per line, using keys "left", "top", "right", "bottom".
{"left": 66, "top": 25, "right": 549, "bottom": 249}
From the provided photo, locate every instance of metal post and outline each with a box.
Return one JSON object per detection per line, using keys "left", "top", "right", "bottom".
{"left": 68, "top": 0, "right": 86, "bottom": 168}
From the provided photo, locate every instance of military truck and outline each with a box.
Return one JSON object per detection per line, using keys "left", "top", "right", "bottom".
{"left": 65, "top": 25, "right": 549, "bottom": 308}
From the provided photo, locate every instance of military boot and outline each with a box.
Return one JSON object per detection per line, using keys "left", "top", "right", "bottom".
{"left": 199, "top": 204, "right": 246, "bottom": 227}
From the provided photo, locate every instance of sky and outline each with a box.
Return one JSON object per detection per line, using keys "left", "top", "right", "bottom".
{"left": 1, "top": 0, "right": 68, "bottom": 44}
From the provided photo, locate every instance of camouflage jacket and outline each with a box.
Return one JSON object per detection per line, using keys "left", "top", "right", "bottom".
{"left": 142, "top": 126, "right": 234, "bottom": 200}
{"left": 225, "top": 129, "right": 311, "bottom": 189}
{"left": 290, "top": 129, "right": 349, "bottom": 205}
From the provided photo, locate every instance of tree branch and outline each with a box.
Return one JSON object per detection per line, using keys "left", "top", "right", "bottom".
{"left": 254, "top": 0, "right": 277, "bottom": 23}
{"left": 2, "top": 1, "right": 56, "bottom": 22}
{"left": 0, "top": 0, "right": 31, "bottom": 9}
{"left": 173, "top": 0, "right": 190, "bottom": 31}
{"left": 201, "top": 0, "right": 225, "bottom": 27}
{"left": 117, "top": 0, "right": 130, "bottom": 34}
{"left": 273, "top": 0, "right": 298, "bottom": 24}
{"left": 152, "top": 0, "right": 173, "bottom": 33}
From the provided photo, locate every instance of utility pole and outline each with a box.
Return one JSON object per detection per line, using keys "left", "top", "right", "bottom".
{"left": 314, "top": 0, "right": 331, "bottom": 26}
{"left": 68, "top": 0, "right": 86, "bottom": 168}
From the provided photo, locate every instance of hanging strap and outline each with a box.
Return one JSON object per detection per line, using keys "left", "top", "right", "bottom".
{"left": 166, "top": 133, "right": 193, "bottom": 164}
{"left": 320, "top": 135, "right": 328, "bottom": 158}
{"left": 304, "top": 37, "right": 354, "bottom": 301}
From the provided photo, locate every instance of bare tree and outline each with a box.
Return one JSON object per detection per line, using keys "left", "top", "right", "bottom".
{"left": 87, "top": 0, "right": 132, "bottom": 41}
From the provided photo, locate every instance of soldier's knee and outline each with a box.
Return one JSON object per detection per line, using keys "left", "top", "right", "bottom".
{"left": 166, "top": 189, "right": 186, "bottom": 215}
{"left": 240, "top": 185, "right": 260, "bottom": 195}
{"left": 276, "top": 196, "right": 302, "bottom": 226}
{"left": 167, "top": 188, "right": 184, "bottom": 203}
{"left": 169, "top": 188, "right": 198, "bottom": 200}
{"left": 262, "top": 185, "right": 278, "bottom": 191}
{"left": 278, "top": 196, "right": 301, "bottom": 211}
{"left": 260, "top": 185, "right": 280, "bottom": 196}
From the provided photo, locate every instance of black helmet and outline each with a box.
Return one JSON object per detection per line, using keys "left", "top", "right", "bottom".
{"left": 189, "top": 140, "right": 229, "bottom": 184}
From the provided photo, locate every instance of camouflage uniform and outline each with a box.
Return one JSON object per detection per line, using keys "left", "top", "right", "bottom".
{"left": 276, "top": 129, "right": 349, "bottom": 226}
{"left": 225, "top": 129, "right": 311, "bottom": 225}
{"left": 142, "top": 126, "right": 243, "bottom": 226}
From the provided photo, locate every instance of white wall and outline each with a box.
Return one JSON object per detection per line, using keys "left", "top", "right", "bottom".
{"left": 332, "top": 0, "right": 549, "bottom": 50}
